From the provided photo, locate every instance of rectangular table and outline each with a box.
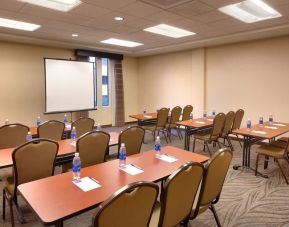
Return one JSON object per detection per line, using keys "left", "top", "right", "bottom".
{"left": 176, "top": 117, "right": 214, "bottom": 150}
{"left": 18, "top": 146, "right": 209, "bottom": 226}
{"left": 0, "top": 132, "right": 119, "bottom": 169}
{"left": 233, "top": 122, "right": 289, "bottom": 177}
{"left": 129, "top": 112, "right": 157, "bottom": 126}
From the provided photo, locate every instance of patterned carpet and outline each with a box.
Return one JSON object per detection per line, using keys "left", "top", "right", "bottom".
{"left": 1, "top": 128, "right": 289, "bottom": 227}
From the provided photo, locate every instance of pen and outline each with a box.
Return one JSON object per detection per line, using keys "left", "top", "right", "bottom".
{"left": 89, "top": 177, "right": 100, "bottom": 184}
{"left": 130, "top": 164, "right": 143, "bottom": 170}
{"left": 164, "top": 154, "right": 176, "bottom": 159}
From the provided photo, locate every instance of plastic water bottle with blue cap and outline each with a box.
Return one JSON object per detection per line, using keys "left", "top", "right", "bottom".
{"left": 269, "top": 114, "right": 273, "bottom": 125}
{"left": 96, "top": 123, "right": 101, "bottom": 131}
{"left": 203, "top": 111, "right": 207, "bottom": 119}
{"left": 64, "top": 114, "right": 68, "bottom": 125}
{"left": 143, "top": 107, "right": 147, "bottom": 116}
{"left": 212, "top": 109, "right": 216, "bottom": 118}
{"left": 71, "top": 126, "right": 77, "bottom": 145}
{"left": 26, "top": 132, "right": 32, "bottom": 142}
{"left": 155, "top": 136, "right": 161, "bottom": 157}
{"left": 259, "top": 116, "right": 264, "bottom": 127}
{"left": 247, "top": 119, "right": 252, "bottom": 130}
{"left": 36, "top": 116, "right": 41, "bottom": 127}
{"left": 72, "top": 152, "right": 81, "bottom": 182}
{"left": 119, "top": 143, "right": 126, "bottom": 168}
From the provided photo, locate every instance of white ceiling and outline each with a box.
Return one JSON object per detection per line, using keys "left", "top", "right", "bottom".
{"left": 0, "top": 0, "right": 289, "bottom": 56}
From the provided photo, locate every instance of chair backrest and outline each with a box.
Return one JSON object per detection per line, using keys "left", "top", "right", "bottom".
{"left": 192, "top": 148, "right": 232, "bottom": 218}
{"left": 12, "top": 139, "right": 58, "bottom": 197}
{"left": 77, "top": 131, "right": 110, "bottom": 168}
{"left": 158, "top": 162, "right": 204, "bottom": 227}
{"left": 92, "top": 181, "right": 159, "bottom": 227}
{"left": 0, "top": 124, "right": 29, "bottom": 149}
{"left": 169, "top": 106, "right": 182, "bottom": 124}
{"left": 71, "top": 117, "right": 95, "bottom": 137}
{"left": 182, "top": 105, "right": 193, "bottom": 121}
{"left": 118, "top": 126, "right": 145, "bottom": 157}
{"left": 223, "top": 111, "right": 235, "bottom": 135}
{"left": 232, "top": 109, "right": 244, "bottom": 131}
{"left": 38, "top": 120, "right": 65, "bottom": 141}
{"left": 210, "top": 113, "right": 226, "bottom": 139}
{"left": 156, "top": 108, "right": 169, "bottom": 128}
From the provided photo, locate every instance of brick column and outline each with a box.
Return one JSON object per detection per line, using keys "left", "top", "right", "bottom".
{"left": 114, "top": 60, "right": 125, "bottom": 126}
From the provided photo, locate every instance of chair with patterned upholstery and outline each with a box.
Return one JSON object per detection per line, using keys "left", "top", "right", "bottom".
{"left": 0, "top": 124, "right": 29, "bottom": 149}
{"left": 38, "top": 120, "right": 65, "bottom": 141}
{"left": 92, "top": 181, "right": 159, "bottom": 227}
{"left": 2, "top": 139, "right": 58, "bottom": 226}
{"left": 220, "top": 111, "right": 235, "bottom": 151}
{"left": 71, "top": 117, "right": 95, "bottom": 138}
{"left": 166, "top": 106, "right": 182, "bottom": 141}
{"left": 229, "top": 109, "right": 244, "bottom": 148}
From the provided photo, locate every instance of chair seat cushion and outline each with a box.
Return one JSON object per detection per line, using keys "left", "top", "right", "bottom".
{"left": 190, "top": 204, "right": 209, "bottom": 218}
{"left": 3, "top": 175, "right": 15, "bottom": 195}
{"left": 194, "top": 132, "right": 211, "bottom": 141}
{"left": 277, "top": 137, "right": 288, "bottom": 143}
{"left": 143, "top": 125, "right": 162, "bottom": 131}
{"left": 166, "top": 123, "right": 177, "bottom": 129}
{"left": 270, "top": 141, "right": 287, "bottom": 148}
{"left": 256, "top": 145, "right": 285, "bottom": 158}
{"left": 149, "top": 201, "right": 160, "bottom": 227}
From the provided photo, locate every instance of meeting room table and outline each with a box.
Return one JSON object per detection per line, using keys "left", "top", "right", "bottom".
{"left": 176, "top": 117, "right": 214, "bottom": 151}
{"left": 0, "top": 132, "right": 119, "bottom": 169}
{"left": 233, "top": 121, "right": 289, "bottom": 177}
{"left": 129, "top": 112, "right": 157, "bottom": 126}
{"left": 18, "top": 146, "right": 209, "bottom": 227}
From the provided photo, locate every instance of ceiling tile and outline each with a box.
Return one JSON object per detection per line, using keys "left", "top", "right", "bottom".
{"left": 190, "top": 10, "right": 229, "bottom": 23}
{"left": 169, "top": 1, "right": 213, "bottom": 18}
{"left": 70, "top": 3, "right": 111, "bottom": 18}
{"left": 82, "top": 0, "right": 136, "bottom": 10}
{"left": 118, "top": 1, "right": 161, "bottom": 17}
{"left": 0, "top": 0, "right": 24, "bottom": 12}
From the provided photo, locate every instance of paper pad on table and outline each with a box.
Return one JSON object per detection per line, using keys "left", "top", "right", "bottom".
{"left": 251, "top": 130, "right": 267, "bottom": 134}
{"left": 73, "top": 177, "right": 101, "bottom": 192}
{"left": 157, "top": 154, "right": 178, "bottom": 163}
{"left": 144, "top": 115, "right": 152, "bottom": 118}
{"left": 264, "top": 126, "right": 278, "bottom": 130}
{"left": 195, "top": 121, "right": 205, "bottom": 124}
{"left": 273, "top": 123, "right": 286, "bottom": 127}
{"left": 120, "top": 164, "right": 144, "bottom": 175}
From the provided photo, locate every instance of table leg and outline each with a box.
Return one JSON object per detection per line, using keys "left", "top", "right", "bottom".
{"left": 55, "top": 221, "right": 63, "bottom": 227}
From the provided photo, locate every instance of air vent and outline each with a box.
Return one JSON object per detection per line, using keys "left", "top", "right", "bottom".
{"left": 140, "top": 0, "right": 193, "bottom": 9}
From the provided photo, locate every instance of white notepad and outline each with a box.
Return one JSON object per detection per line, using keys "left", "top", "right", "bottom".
{"left": 195, "top": 121, "right": 205, "bottom": 124}
{"left": 144, "top": 115, "right": 153, "bottom": 118}
{"left": 251, "top": 130, "right": 267, "bottom": 134}
{"left": 70, "top": 141, "right": 76, "bottom": 147}
{"left": 264, "top": 126, "right": 278, "bottom": 130}
{"left": 120, "top": 164, "right": 144, "bottom": 175}
{"left": 157, "top": 154, "right": 178, "bottom": 163}
{"left": 72, "top": 177, "right": 101, "bottom": 192}
{"left": 273, "top": 123, "right": 286, "bottom": 127}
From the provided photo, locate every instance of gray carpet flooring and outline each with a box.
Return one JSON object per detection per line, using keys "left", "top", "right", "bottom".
{"left": 1, "top": 127, "right": 289, "bottom": 227}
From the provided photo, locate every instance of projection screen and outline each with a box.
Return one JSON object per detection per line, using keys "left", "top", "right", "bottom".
{"left": 44, "top": 58, "right": 96, "bottom": 114}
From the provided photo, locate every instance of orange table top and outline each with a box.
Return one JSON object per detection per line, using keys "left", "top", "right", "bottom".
{"left": 18, "top": 146, "right": 208, "bottom": 225}
{"left": 233, "top": 122, "right": 289, "bottom": 139}
{"left": 176, "top": 117, "right": 214, "bottom": 128}
{"left": 0, "top": 132, "right": 119, "bottom": 169}
{"left": 129, "top": 112, "right": 157, "bottom": 121}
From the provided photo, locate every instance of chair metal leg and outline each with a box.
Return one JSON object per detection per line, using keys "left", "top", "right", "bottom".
{"left": 192, "top": 139, "right": 196, "bottom": 152}
{"left": 255, "top": 154, "right": 260, "bottom": 176}
{"left": 217, "top": 140, "right": 221, "bottom": 149}
{"left": 2, "top": 189, "right": 5, "bottom": 220}
{"left": 9, "top": 197, "right": 15, "bottom": 227}
{"left": 209, "top": 204, "right": 221, "bottom": 227}
{"left": 205, "top": 142, "right": 212, "bottom": 156}
{"left": 264, "top": 156, "right": 269, "bottom": 169}
{"left": 236, "top": 135, "right": 242, "bottom": 148}
{"left": 276, "top": 159, "right": 289, "bottom": 184}
{"left": 226, "top": 136, "right": 234, "bottom": 151}
{"left": 162, "top": 130, "right": 169, "bottom": 144}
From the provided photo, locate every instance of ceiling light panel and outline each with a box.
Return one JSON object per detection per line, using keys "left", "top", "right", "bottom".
{"left": 0, "top": 18, "right": 40, "bottom": 31}
{"left": 100, "top": 38, "right": 143, "bottom": 47}
{"left": 17, "top": 0, "right": 82, "bottom": 12}
{"left": 144, "top": 24, "right": 195, "bottom": 38}
{"left": 219, "top": 0, "right": 282, "bottom": 23}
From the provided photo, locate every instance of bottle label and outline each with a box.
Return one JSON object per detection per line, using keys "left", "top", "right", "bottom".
{"left": 71, "top": 133, "right": 76, "bottom": 140}
{"left": 247, "top": 121, "right": 251, "bottom": 128}
{"left": 190, "top": 114, "right": 193, "bottom": 120}
{"left": 203, "top": 113, "right": 207, "bottom": 118}
{"left": 259, "top": 119, "right": 263, "bottom": 125}
{"left": 155, "top": 144, "right": 161, "bottom": 151}
{"left": 72, "top": 163, "right": 81, "bottom": 173}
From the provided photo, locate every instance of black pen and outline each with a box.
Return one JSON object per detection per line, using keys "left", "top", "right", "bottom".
{"left": 130, "top": 164, "right": 143, "bottom": 170}
{"left": 89, "top": 177, "right": 100, "bottom": 184}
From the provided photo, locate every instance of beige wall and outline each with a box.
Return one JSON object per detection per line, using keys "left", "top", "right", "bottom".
{"left": 0, "top": 41, "right": 139, "bottom": 126}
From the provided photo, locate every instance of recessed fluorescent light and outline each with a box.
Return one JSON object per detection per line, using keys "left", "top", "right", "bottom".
{"left": 114, "top": 17, "right": 123, "bottom": 21}
{"left": 100, "top": 38, "right": 143, "bottom": 47}
{"left": 0, "top": 18, "right": 40, "bottom": 31}
{"left": 144, "top": 24, "right": 195, "bottom": 38}
{"left": 72, "top": 33, "right": 78, "bottom": 37}
{"left": 17, "top": 0, "right": 82, "bottom": 12}
{"left": 219, "top": 0, "right": 282, "bottom": 23}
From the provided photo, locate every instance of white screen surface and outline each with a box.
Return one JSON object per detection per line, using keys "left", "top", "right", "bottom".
{"left": 45, "top": 59, "right": 95, "bottom": 113}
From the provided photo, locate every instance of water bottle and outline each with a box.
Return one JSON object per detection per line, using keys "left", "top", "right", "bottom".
{"left": 96, "top": 123, "right": 101, "bottom": 131}
{"left": 119, "top": 143, "right": 126, "bottom": 168}
{"left": 155, "top": 136, "right": 161, "bottom": 157}
{"left": 4, "top": 119, "right": 9, "bottom": 125}
{"left": 72, "top": 152, "right": 81, "bottom": 182}
{"left": 259, "top": 116, "right": 264, "bottom": 127}
{"left": 71, "top": 126, "right": 77, "bottom": 145}
{"left": 143, "top": 107, "right": 147, "bottom": 116}
{"left": 203, "top": 111, "right": 207, "bottom": 119}
{"left": 64, "top": 114, "right": 68, "bottom": 125}
{"left": 212, "top": 110, "right": 216, "bottom": 118}
{"left": 269, "top": 114, "right": 273, "bottom": 125}
{"left": 26, "top": 132, "right": 32, "bottom": 142}
{"left": 156, "top": 108, "right": 160, "bottom": 113}
{"left": 189, "top": 113, "right": 193, "bottom": 121}
{"left": 247, "top": 119, "right": 252, "bottom": 130}
{"left": 36, "top": 116, "right": 41, "bottom": 127}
